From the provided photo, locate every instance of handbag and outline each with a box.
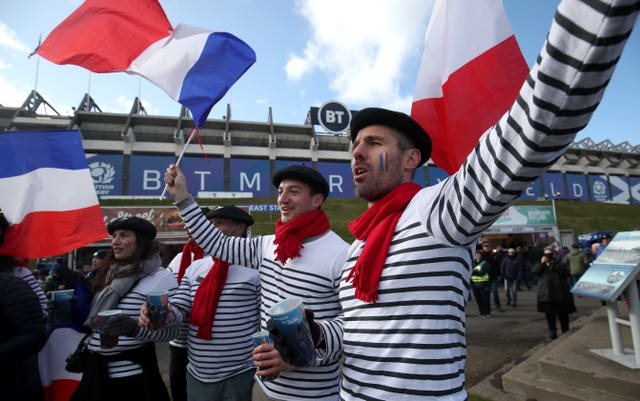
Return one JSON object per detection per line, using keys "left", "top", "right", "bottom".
{"left": 65, "top": 332, "right": 92, "bottom": 373}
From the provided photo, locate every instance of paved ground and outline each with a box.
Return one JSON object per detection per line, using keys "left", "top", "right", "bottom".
{"left": 464, "top": 284, "right": 603, "bottom": 388}
{"left": 156, "top": 283, "right": 605, "bottom": 391}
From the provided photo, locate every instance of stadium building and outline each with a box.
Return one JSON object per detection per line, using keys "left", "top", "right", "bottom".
{"left": 2, "top": 92, "right": 639, "bottom": 265}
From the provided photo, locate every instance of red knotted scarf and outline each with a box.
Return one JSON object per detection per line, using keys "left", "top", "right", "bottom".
{"left": 177, "top": 242, "right": 203, "bottom": 284}
{"left": 273, "top": 210, "right": 329, "bottom": 265}
{"left": 190, "top": 258, "right": 230, "bottom": 340}
{"left": 347, "top": 182, "right": 421, "bottom": 303}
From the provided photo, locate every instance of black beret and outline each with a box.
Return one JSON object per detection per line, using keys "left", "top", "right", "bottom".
{"left": 107, "top": 217, "right": 157, "bottom": 240}
{"left": 272, "top": 165, "right": 330, "bottom": 200}
{"left": 92, "top": 249, "right": 109, "bottom": 259}
{"left": 350, "top": 107, "right": 432, "bottom": 166}
{"left": 205, "top": 205, "right": 254, "bottom": 226}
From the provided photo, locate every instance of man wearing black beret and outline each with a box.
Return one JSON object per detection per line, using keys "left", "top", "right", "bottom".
{"left": 301, "top": 2, "right": 638, "bottom": 400}
{"left": 164, "top": 164, "right": 348, "bottom": 401}
{"left": 143, "top": 205, "right": 260, "bottom": 401}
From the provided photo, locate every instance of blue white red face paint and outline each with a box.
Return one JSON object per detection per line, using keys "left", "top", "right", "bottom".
{"left": 379, "top": 152, "right": 388, "bottom": 172}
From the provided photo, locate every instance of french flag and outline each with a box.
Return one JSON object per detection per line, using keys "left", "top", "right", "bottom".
{"left": 38, "top": 328, "right": 85, "bottom": 401}
{"left": 0, "top": 131, "right": 107, "bottom": 259}
{"left": 411, "top": 0, "right": 528, "bottom": 174}
{"left": 36, "top": 0, "right": 256, "bottom": 128}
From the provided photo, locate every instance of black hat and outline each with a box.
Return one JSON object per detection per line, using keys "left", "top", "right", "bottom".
{"left": 205, "top": 205, "right": 255, "bottom": 226}
{"left": 350, "top": 107, "right": 432, "bottom": 166}
{"left": 272, "top": 165, "right": 330, "bottom": 200}
{"left": 602, "top": 233, "right": 612, "bottom": 240}
{"left": 92, "top": 249, "right": 109, "bottom": 259}
{"left": 107, "top": 217, "right": 157, "bottom": 240}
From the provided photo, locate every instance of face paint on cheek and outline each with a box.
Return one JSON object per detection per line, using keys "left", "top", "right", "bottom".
{"left": 379, "top": 152, "right": 388, "bottom": 172}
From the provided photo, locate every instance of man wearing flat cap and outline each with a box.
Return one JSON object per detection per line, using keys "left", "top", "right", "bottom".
{"left": 142, "top": 205, "right": 260, "bottom": 401}
{"left": 70, "top": 216, "right": 178, "bottom": 401}
{"left": 275, "top": 2, "right": 635, "bottom": 400}
{"left": 164, "top": 165, "right": 348, "bottom": 400}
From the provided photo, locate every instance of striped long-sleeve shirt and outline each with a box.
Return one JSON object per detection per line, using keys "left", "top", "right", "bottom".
{"left": 13, "top": 265, "right": 47, "bottom": 315}
{"left": 177, "top": 198, "right": 349, "bottom": 401}
{"left": 169, "top": 256, "right": 261, "bottom": 383}
{"left": 318, "top": 1, "right": 640, "bottom": 400}
{"left": 86, "top": 265, "right": 179, "bottom": 378}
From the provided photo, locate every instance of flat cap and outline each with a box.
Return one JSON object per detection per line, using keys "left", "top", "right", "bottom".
{"left": 107, "top": 217, "right": 157, "bottom": 240}
{"left": 205, "top": 205, "right": 254, "bottom": 226}
{"left": 272, "top": 165, "right": 330, "bottom": 200}
{"left": 350, "top": 107, "right": 432, "bottom": 166}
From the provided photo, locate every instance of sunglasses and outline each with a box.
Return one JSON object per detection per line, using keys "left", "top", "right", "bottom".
{"left": 543, "top": 253, "right": 553, "bottom": 256}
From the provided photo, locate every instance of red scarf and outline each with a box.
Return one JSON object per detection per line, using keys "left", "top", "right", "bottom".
{"left": 177, "top": 242, "right": 203, "bottom": 284}
{"left": 191, "top": 258, "right": 230, "bottom": 340}
{"left": 274, "top": 210, "right": 329, "bottom": 265}
{"left": 347, "top": 182, "right": 421, "bottom": 303}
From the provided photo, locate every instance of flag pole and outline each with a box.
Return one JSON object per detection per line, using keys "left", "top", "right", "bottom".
{"left": 29, "top": 34, "right": 42, "bottom": 90}
{"left": 159, "top": 127, "right": 198, "bottom": 200}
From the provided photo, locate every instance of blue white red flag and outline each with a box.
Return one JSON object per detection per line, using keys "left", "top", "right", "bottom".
{"left": 0, "top": 131, "right": 107, "bottom": 258}
{"left": 411, "top": 0, "right": 528, "bottom": 174}
{"left": 36, "top": 0, "right": 256, "bottom": 128}
{"left": 38, "top": 327, "right": 85, "bottom": 401}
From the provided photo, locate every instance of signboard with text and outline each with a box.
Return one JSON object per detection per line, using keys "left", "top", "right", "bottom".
{"left": 84, "top": 152, "right": 638, "bottom": 204}
{"left": 572, "top": 231, "right": 640, "bottom": 300}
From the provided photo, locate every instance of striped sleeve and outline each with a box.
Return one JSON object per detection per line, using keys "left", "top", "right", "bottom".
{"left": 13, "top": 266, "right": 48, "bottom": 315}
{"left": 428, "top": 0, "right": 639, "bottom": 247}
{"left": 176, "top": 197, "right": 264, "bottom": 268}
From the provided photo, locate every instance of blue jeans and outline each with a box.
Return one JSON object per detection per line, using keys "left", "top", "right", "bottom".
{"left": 504, "top": 279, "right": 518, "bottom": 306}
{"left": 489, "top": 278, "right": 502, "bottom": 309}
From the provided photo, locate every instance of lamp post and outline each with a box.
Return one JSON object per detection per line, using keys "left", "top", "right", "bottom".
{"left": 543, "top": 191, "right": 561, "bottom": 224}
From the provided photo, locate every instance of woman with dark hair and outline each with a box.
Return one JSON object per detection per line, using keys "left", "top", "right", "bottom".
{"left": 70, "top": 217, "right": 178, "bottom": 401}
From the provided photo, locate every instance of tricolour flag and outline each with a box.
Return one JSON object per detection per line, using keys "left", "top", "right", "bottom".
{"left": 38, "top": 327, "right": 85, "bottom": 401}
{"left": 0, "top": 131, "right": 108, "bottom": 259}
{"left": 411, "top": 0, "right": 528, "bottom": 174}
{"left": 36, "top": 0, "right": 256, "bottom": 128}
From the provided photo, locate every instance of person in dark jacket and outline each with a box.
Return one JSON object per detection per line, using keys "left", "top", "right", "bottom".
{"left": 501, "top": 248, "right": 521, "bottom": 307}
{"left": 0, "top": 211, "right": 48, "bottom": 401}
{"left": 533, "top": 247, "right": 576, "bottom": 340}
{"left": 480, "top": 242, "right": 503, "bottom": 312}
{"left": 471, "top": 250, "right": 491, "bottom": 317}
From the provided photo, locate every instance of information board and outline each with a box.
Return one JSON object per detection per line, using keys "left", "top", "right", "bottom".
{"left": 571, "top": 231, "right": 640, "bottom": 300}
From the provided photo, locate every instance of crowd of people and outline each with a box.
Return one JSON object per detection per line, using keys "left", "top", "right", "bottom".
{"left": 0, "top": 1, "right": 637, "bottom": 400}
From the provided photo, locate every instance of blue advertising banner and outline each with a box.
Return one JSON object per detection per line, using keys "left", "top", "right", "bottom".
{"left": 565, "top": 173, "right": 589, "bottom": 201}
{"left": 414, "top": 166, "right": 426, "bottom": 186}
{"left": 181, "top": 156, "right": 224, "bottom": 195}
{"left": 129, "top": 155, "right": 175, "bottom": 196}
{"left": 87, "top": 154, "right": 123, "bottom": 196}
{"left": 542, "top": 172, "right": 566, "bottom": 199}
{"left": 427, "top": 166, "right": 448, "bottom": 186}
{"left": 519, "top": 178, "right": 542, "bottom": 200}
{"left": 317, "top": 161, "right": 353, "bottom": 198}
{"left": 230, "top": 158, "right": 271, "bottom": 197}
{"left": 588, "top": 174, "right": 610, "bottom": 202}
{"left": 609, "top": 175, "right": 630, "bottom": 204}
{"left": 631, "top": 176, "right": 640, "bottom": 205}
{"left": 275, "top": 159, "right": 313, "bottom": 171}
